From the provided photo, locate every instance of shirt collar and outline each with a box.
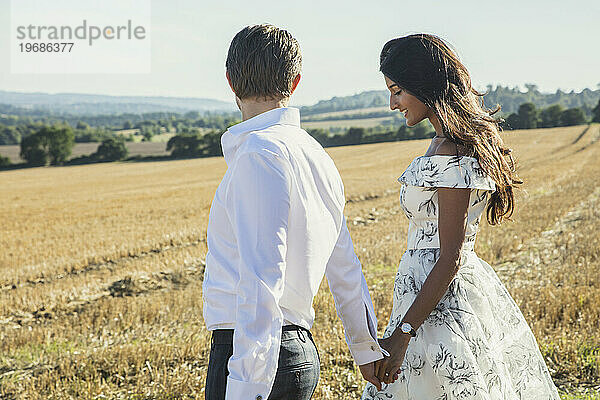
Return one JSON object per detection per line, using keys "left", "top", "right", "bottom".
{"left": 221, "top": 107, "right": 300, "bottom": 164}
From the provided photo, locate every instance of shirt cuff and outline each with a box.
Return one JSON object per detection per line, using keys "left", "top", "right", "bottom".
{"left": 225, "top": 377, "right": 271, "bottom": 400}
{"left": 348, "top": 339, "right": 385, "bottom": 365}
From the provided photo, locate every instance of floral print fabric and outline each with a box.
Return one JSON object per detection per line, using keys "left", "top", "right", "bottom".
{"left": 362, "top": 155, "right": 560, "bottom": 400}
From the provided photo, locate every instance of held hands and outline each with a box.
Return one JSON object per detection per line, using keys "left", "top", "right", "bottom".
{"left": 373, "top": 332, "right": 411, "bottom": 387}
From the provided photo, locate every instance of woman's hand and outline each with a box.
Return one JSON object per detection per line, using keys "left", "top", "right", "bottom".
{"left": 374, "top": 332, "right": 411, "bottom": 385}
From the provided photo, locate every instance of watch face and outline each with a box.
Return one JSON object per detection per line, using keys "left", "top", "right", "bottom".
{"left": 401, "top": 323, "right": 411, "bottom": 333}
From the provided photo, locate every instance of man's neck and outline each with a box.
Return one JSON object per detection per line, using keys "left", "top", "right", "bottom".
{"left": 238, "top": 97, "right": 290, "bottom": 121}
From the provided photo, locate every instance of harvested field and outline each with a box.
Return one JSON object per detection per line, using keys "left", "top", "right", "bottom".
{"left": 1, "top": 124, "right": 599, "bottom": 399}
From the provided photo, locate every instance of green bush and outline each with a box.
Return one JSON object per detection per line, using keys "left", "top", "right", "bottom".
{"left": 592, "top": 98, "right": 600, "bottom": 123}
{"left": 20, "top": 125, "right": 74, "bottom": 166}
{"left": 166, "top": 130, "right": 222, "bottom": 158}
{"left": 94, "top": 137, "right": 128, "bottom": 161}
{"left": 0, "top": 154, "right": 11, "bottom": 167}
{"left": 560, "top": 108, "right": 587, "bottom": 126}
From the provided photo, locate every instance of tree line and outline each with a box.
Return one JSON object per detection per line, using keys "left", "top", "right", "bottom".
{"left": 0, "top": 125, "right": 129, "bottom": 168}
{"left": 0, "top": 122, "right": 434, "bottom": 168}
{"left": 0, "top": 105, "right": 239, "bottom": 146}
{"left": 163, "top": 122, "right": 435, "bottom": 159}
{"left": 0, "top": 120, "right": 117, "bottom": 146}
{"left": 503, "top": 100, "right": 600, "bottom": 130}
{"left": 300, "top": 85, "right": 600, "bottom": 117}
{"left": 2, "top": 98, "right": 598, "bottom": 169}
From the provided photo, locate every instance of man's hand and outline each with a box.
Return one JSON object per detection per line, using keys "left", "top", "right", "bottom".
{"left": 358, "top": 362, "right": 382, "bottom": 391}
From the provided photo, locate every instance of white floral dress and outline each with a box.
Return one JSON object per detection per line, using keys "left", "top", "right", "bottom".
{"left": 362, "top": 155, "right": 560, "bottom": 400}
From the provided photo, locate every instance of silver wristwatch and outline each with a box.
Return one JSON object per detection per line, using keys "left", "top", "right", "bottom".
{"left": 400, "top": 321, "right": 417, "bottom": 337}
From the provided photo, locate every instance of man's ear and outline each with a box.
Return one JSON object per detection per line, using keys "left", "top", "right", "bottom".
{"left": 226, "top": 71, "right": 235, "bottom": 93}
{"left": 290, "top": 73, "right": 301, "bottom": 94}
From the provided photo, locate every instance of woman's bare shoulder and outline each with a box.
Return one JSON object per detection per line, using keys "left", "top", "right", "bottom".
{"left": 431, "top": 139, "right": 472, "bottom": 157}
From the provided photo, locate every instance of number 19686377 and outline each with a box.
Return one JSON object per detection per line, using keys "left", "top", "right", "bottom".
{"left": 19, "top": 42, "right": 74, "bottom": 52}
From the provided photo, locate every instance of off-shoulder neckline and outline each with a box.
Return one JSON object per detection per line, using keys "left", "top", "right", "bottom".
{"left": 398, "top": 154, "right": 496, "bottom": 190}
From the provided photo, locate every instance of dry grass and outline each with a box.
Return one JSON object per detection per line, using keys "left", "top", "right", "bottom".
{"left": 1, "top": 124, "right": 599, "bottom": 399}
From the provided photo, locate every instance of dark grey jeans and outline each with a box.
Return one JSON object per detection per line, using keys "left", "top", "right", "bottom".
{"left": 205, "top": 325, "right": 320, "bottom": 400}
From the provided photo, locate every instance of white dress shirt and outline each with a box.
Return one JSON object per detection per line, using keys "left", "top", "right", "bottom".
{"left": 202, "top": 107, "right": 384, "bottom": 400}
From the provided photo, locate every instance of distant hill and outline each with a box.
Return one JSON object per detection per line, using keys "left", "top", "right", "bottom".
{"left": 300, "top": 91, "right": 388, "bottom": 116}
{"left": 300, "top": 85, "right": 600, "bottom": 116}
{"left": 0, "top": 91, "right": 237, "bottom": 115}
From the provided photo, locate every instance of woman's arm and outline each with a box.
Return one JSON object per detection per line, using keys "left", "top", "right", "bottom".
{"left": 375, "top": 186, "right": 471, "bottom": 384}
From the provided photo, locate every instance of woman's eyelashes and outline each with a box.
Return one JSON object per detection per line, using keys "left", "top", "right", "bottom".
{"left": 394, "top": 89, "right": 403, "bottom": 96}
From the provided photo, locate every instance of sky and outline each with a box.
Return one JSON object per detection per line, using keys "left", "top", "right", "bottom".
{"left": 1, "top": 0, "right": 599, "bottom": 107}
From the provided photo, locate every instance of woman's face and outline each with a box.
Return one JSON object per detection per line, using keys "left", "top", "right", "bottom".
{"left": 384, "top": 75, "right": 432, "bottom": 126}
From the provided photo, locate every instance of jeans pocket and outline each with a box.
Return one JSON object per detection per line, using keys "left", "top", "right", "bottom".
{"left": 277, "top": 337, "right": 310, "bottom": 372}
{"left": 268, "top": 335, "right": 320, "bottom": 400}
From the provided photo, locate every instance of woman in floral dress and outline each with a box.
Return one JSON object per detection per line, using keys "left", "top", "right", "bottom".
{"left": 361, "top": 34, "right": 560, "bottom": 400}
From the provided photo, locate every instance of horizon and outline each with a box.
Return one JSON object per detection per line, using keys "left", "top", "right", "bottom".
{"left": 2, "top": 82, "right": 599, "bottom": 110}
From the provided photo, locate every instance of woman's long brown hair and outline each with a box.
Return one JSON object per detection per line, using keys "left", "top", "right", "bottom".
{"left": 380, "top": 34, "right": 522, "bottom": 225}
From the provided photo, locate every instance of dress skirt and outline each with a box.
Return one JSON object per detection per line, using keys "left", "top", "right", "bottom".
{"left": 361, "top": 248, "right": 560, "bottom": 400}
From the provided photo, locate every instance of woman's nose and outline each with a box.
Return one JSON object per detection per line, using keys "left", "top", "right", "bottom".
{"left": 390, "top": 94, "right": 399, "bottom": 111}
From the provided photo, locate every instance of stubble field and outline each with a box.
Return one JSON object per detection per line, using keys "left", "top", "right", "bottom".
{"left": 1, "top": 124, "right": 599, "bottom": 399}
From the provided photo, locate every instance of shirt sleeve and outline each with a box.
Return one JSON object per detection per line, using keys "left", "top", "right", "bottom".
{"left": 224, "top": 151, "right": 291, "bottom": 400}
{"left": 325, "top": 215, "right": 385, "bottom": 365}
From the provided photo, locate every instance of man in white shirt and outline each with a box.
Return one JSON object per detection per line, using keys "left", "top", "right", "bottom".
{"left": 203, "top": 24, "right": 385, "bottom": 400}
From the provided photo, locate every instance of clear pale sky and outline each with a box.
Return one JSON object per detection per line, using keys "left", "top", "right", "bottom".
{"left": 1, "top": 0, "right": 599, "bottom": 106}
